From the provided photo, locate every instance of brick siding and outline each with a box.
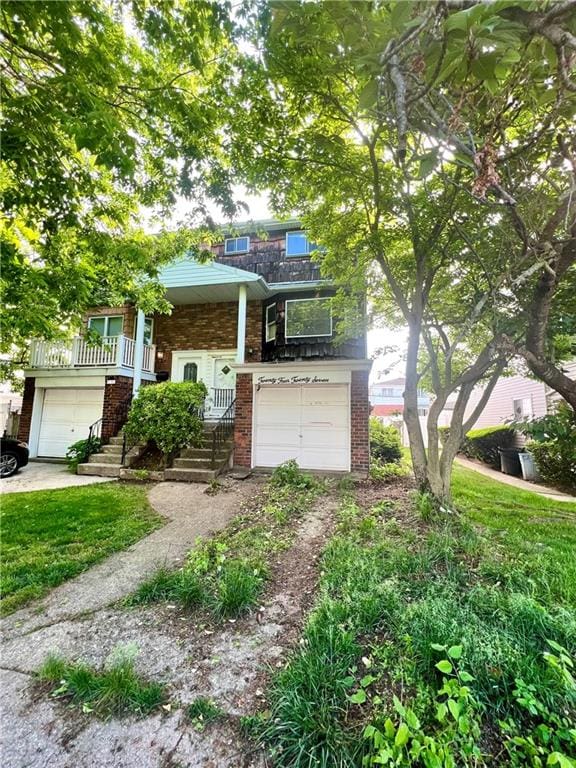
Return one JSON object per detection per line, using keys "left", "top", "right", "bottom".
{"left": 351, "top": 369, "right": 370, "bottom": 475}
{"left": 154, "top": 301, "right": 262, "bottom": 377}
{"left": 102, "top": 375, "right": 133, "bottom": 441}
{"left": 18, "top": 377, "right": 35, "bottom": 443}
{"left": 233, "top": 373, "right": 253, "bottom": 468}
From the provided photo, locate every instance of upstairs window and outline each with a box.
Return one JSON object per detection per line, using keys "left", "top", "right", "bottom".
{"left": 224, "top": 236, "right": 250, "bottom": 254}
{"left": 286, "top": 230, "right": 320, "bottom": 257}
{"left": 285, "top": 297, "right": 332, "bottom": 339}
{"left": 265, "top": 303, "right": 277, "bottom": 342}
{"left": 88, "top": 315, "right": 123, "bottom": 338}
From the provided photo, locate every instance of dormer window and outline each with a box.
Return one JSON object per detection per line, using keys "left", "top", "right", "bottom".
{"left": 286, "top": 231, "right": 320, "bottom": 257}
{"left": 224, "top": 236, "right": 250, "bottom": 254}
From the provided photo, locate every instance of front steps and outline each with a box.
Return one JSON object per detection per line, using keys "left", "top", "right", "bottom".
{"left": 77, "top": 427, "right": 234, "bottom": 483}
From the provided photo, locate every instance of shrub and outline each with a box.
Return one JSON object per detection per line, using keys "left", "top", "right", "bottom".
{"left": 519, "top": 404, "right": 576, "bottom": 491}
{"left": 461, "top": 425, "right": 517, "bottom": 468}
{"left": 124, "top": 381, "right": 207, "bottom": 457}
{"left": 65, "top": 436, "right": 101, "bottom": 472}
{"left": 271, "top": 459, "right": 323, "bottom": 491}
{"left": 369, "top": 418, "right": 402, "bottom": 463}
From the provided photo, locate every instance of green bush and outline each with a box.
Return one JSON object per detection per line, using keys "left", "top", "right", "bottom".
{"left": 520, "top": 404, "right": 576, "bottom": 491}
{"left": 369, "top": 418, "right": 402, "bottom": 463}
{"left": 124, "top": 381, "right": 207, "bottom": 457}
{"left": 65, "top": 436, "right": 101, "bottom": 472}
{"left": 461, "top": 425, "right": 517, "bottom": 468}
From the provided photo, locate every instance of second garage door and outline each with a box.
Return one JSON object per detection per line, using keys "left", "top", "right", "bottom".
{"left": 38, "top": 388, "right": 105, "bottom": 458}
{"left": 254, "top": 385, "right": 350, "bottom": 471}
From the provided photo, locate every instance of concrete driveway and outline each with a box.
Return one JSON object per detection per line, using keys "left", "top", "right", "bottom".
{"left": 0, "top": 461, "right": 115, "bottom": 493}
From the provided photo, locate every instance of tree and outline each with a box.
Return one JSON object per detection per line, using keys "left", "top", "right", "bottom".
{"left": 1, "top": 0, "right": 238, "bottom": 366}
{"left": 232, "top": 0, "right": 576, "bottom": 503}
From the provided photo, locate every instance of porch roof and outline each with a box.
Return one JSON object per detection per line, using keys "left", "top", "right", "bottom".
{"left": 159, "top": 256, "right": 269, "bottom": 304}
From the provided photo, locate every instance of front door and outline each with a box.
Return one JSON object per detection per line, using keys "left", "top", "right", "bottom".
{"left": 171, "top": 351, "right": 236, "bottom": 418}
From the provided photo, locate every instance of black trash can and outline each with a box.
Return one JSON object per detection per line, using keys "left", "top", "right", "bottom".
{"left": 498, "top": 448, "right": 522, "bottom": 477}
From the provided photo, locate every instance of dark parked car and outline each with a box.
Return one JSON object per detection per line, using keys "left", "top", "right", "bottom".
{"left": 0, "top": 436, "right": 29, "bottom": 478}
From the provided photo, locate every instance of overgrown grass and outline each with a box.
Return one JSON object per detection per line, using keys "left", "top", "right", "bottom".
{"left": 127, "top": 461, "right": 325, "bottom": 619}
{"left": 186, "top": 697, "right": 223, "bottom": 730}
{"left": 38, "top": 645, "right": 167, "bottom": 717}
{"left": 253, "top": 474, "right": 576, "bottom": 767}
{"left": 1, "top": 483, "right": 163, "bottom": 615}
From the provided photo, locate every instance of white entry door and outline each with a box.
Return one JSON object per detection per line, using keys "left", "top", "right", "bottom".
{"left": 38, "top": 388, "right": 104, "bottom": 458}
{"left": 171, "top": 350, "right": 236, "bottom": 417}
{"left": 254, "top": 385, "right": 350, "bottom": 471}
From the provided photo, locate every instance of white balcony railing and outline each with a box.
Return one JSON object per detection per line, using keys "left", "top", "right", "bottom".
{"left": 29, "top": 335, "right": 156, "bottom": 373}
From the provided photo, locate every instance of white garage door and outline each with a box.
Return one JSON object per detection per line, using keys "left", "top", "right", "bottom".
{"left": 254, "top": 385, "right": 350, "bottom": 471}
{"left": 38, "top": 388, "right": 104, "bottom": 458}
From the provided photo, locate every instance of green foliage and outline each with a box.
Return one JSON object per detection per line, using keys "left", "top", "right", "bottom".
{"left": 369, "top": 418, "right": 402, "bottom": 464}
{"left": 124, "top": 382, "right": 207, "bottom": 457}
{"left": 519, "top": 404, "right": 576, "bottom": 491}
{"left": 186, "top": 697, "right": 224, "bottom": 730}
{"left": 211, "top": 559, "right": 265, "bottom": 619}
{"left": 65, "top": 437, "right": 101, "bottom": 472}
{"left": 270, "top": 459, "right": 325, "bottom": 491}
{"left": 1, "top": 0, "right": 239, "bottom": 364}
{"left": 462, "top": 426, "right": 517, "bottom": 468}
{"left": 251, "top": 471, "right": 576, "bottom": 766}
{"left": 1, "top": 483, "right": 161, "bottom": 615}
{"left": 370, "top": 457, "right": 411, "bottom": 482}
{"left": 38, "top": 644, "right": 167, "bottom": 717}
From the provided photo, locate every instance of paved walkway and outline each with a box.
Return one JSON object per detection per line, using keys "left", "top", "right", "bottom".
{"left": 455, "top": 456, "right": 576, "bottom": 503}
{"left": 1, "top": 477, "right": 263, "bottom": 645}
{"left": 1, "top": 461, "right": 115, "bottom": 493}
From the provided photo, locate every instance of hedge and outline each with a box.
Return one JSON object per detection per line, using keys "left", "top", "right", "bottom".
{"left": 461, "top": 425, "right": 517, "bottom": 468}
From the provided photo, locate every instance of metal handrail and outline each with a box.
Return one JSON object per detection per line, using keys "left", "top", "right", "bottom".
{"left": 208, "top": 399, "right": 236, "bottom": 469}
{"left": 88, "top": 417, "right": 102, "bottom": 443}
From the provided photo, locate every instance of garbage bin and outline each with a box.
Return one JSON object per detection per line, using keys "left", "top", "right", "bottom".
{"left": 499, "top": 448, "right": 522, "bottom": 477}
{"left": 519, "top": 451, "right": 540, "bottom": 482}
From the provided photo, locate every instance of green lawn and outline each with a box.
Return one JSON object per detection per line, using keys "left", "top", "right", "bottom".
{"left": 251, "top": 463, "right": 576, "bottom": 767}
{"left": 1, "top": 483, "right": 163, "bottom": 615}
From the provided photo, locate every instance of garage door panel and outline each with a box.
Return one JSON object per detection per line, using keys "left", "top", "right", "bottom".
{"left": 38, "top": 388, "right": 104, "bottom": 458}
{"left": 254, "top": 383, "right": 350, "bottom": 472}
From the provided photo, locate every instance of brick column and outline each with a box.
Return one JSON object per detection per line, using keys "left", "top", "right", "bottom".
{"left": 234, "top": 373, "right": 253, "bottom": 469}
{"left": 102, "top": 375, "right": 133, "bottom": 441}
{"left": 18, "top": 377, "right": 35, "bottom": 443}
{"left": 351, "top": 369, "right": 370, "bottom": 476}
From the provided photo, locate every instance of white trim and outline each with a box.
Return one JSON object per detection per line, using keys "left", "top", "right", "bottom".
{"left": 224, "top": 235, "right": 250, "bottom": 255}
{"left": 24, "top": 368, "right": 156, "bottom": 383}
{"left": 88, "top": 314, "right": 124, "bottom": 336}
{"left": 140, "top": 316, "right": 154, "bottom": 346}
{"left": 28, "top": 386, "right": 45, "bottom": 458}
{"left": 285, "top": 296, "right": 333, "bottom": 339}
{"left": 265, "top": 303, "right": 276, "bottom": 343}
{"left": 231, "top": 359, "right": 373, "bottom": 374}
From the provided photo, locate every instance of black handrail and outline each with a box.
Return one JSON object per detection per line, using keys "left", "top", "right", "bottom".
{"left": 88, "top": 417, "right": 102, "bottom": 443}
{"left": 209, "top": 399, "right": 236, "bottom": 469}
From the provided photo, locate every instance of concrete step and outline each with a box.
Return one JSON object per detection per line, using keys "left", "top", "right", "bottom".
{"left": 108, "top": 435, "right": 125, "bottom": 446}
{"left": 88, "top": 453, "right": 123, "bottom": 465}
{"left": 172, "top": 457, "right": 218, "bottom": 470}
{"left": 78, "top": 463, "right": 121, "bottom": 477}
{"left": 102, "top": 444, "right": 123, "bottom": 455}
{"left": 164, "top": 467, "right": 218, "bottom": 483}
{"left": 179, "top": 446, "right": 231, "bottom": 460}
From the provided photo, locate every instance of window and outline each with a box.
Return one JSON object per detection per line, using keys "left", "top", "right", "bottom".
{"left": 265, "top": 303, "right": 277, "bottom": 343}
{"left": 286, "top": 230, "right": 320, "bottom": 257}
{"left": 224, "top": 236, "right": 250, "bottom": 254}
{"left": 380, "top": 388, "right": 394, "bottom": 396}
{"left": 513, "top": 397, "right": 533, "bottom": 419}
{"left": 88, "top": 315, "right": 123, "bottom": 337}
{"left": 183, "top": 362, "right": 198, "bottom": 382}
{"left": 285, "top": 297, "right": 332, "bottom": 339}
{"left": 143, "top": 317, "right": 154, "bottom": 346}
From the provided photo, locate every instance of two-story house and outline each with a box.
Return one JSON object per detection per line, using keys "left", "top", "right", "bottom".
{"left": 18, "top": 220, "right": 371, "bottom": 477}
{"left": 370, "top": 378, "right": 430, "bottom": 421}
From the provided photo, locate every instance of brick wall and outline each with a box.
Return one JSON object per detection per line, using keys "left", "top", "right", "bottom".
{"left": 154, "top": 301, "right": 262, "bottom": 377}
{"left": 102, "top": 375, "right": 133, "bottom": 441}
{"left": 18, "top": 377, "right": 35, "bottom": 443}
{"left": 351, "top": 369, "right": 370, "bottom": 475}
{"left": 233, "top": 373, "right": 253, "bottom": 468}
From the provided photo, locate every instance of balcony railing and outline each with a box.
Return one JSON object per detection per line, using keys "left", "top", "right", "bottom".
{"left": 29, "top": 335, "right": 156, "bottom": 373}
